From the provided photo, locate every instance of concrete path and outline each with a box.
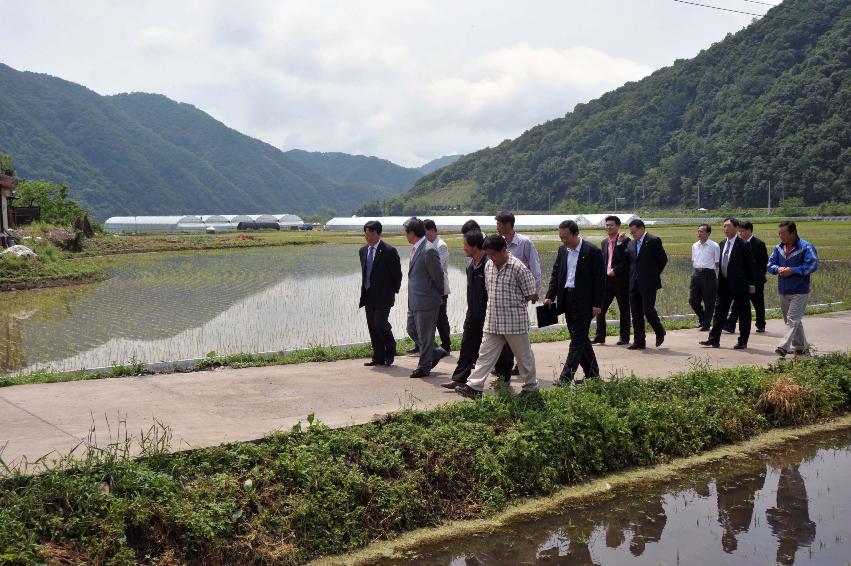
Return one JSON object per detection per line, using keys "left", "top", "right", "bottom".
{"left": 2, "top": 312, "right": 849, "bottom": 468}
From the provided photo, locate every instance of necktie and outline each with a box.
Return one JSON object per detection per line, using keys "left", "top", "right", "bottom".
{"left": 722, "top": 241, "right": 731, "bottom": 277}
{"left": 365, "top": 246, "right": 375, "bottom": 289}
{"left": 607, "top": 238, "right": 615, "bottom": 271}
{"left": 636, "top": 238, "right": 642, "bottom": 256}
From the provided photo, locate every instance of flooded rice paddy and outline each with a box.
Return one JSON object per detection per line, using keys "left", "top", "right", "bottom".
{"left": 387, "top": 427, "right": 851, "bottom": 565}
{"left": 1, "top": 245, "right": 849, "bottom": 374}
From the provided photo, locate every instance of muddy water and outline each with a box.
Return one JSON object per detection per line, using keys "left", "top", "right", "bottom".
{"left": 389, "top": 428, "right": 851, "bottom": 565}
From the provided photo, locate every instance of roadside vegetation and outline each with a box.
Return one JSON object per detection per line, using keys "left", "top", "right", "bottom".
{"left": 1, "top": 353, "right": 849, "bottom": 564}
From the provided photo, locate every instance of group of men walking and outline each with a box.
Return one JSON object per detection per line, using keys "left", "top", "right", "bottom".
{"left": 689, "top": 218, "right": 818, "bottom": 357}
{"left": 358, "top": 213, "right": 819, "bottom": 399}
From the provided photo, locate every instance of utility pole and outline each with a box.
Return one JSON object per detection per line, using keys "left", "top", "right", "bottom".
{"left": 697, "top": 181, "right": 700, "bottom": 209}
{"left": 548, "top": 189, "right": 552, "bottom": 212}
{"left": 767, "top": 178, "right": 771, "bottom": 214}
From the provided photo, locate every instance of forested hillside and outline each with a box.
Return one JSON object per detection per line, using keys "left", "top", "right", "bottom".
{"left": 371, "top": 0, "right": 850, "bottom": 214}
{"left": 0, "top": 67, "right": 421, "bottom": 219}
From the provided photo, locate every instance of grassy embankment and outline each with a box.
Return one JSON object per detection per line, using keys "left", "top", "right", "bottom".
{"left": 0, "top": 225, "right": 104, "bottom": 291}
{"left": 0, "top": 228, "right": 332, "bottom": 291}
{"left": 1, "top": 353, "right": 849, "bottom": 564}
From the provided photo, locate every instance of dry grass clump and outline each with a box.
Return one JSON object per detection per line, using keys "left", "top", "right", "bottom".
{"left": 756, "top": 376, "right": 817, "bottom": 425}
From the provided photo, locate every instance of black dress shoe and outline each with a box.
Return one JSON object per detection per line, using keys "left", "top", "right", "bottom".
{"left": 384, "top": 358, "right": 394, "bottom": 367}
{"left": 699, "top": 340, "right": 720, "bottom": 348}
{"left": 364, "top": 361, "right": 379, "bottom": 367}
{"left": 409, "top": 368, "right": 430, "bottom": 378}
{"left": 733, "top": 343, "right": 747, "bottom": 349}
{"left": 756, "top": 327, "right": 766, "bottom": 333}
{"left": 616, "top": 340, "right": 630, "bottom": 346}
{"left": 406, "top": 347, "right": 419, "bottom": 354}
{"left": 699, "top": 326, "right": 710, "bottom": 332}
{"left": 655, "top": 332, "right": 666, "bottom": 347}
{"left": 775, "top": 346, "right": 788, "bottom": 357}
{"left": 441, "top": 380, "right": 465, "bottom": 389}
{"left": 454, "top": 384, "right": 483, "bottom": 398}
{"left": 591, "top": 337, "right": 605, "bottom": 344}
{"left": 723, "top": 327, "right": 736, "bottom": 334}
{"left": 626, "top": 343, "right": 646, "bottom": 350}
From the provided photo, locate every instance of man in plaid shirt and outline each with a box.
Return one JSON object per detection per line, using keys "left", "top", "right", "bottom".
{"left": 455, "top": 234, "right": 539, "bottom": 398}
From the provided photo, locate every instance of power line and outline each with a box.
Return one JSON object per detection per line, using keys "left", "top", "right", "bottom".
{"left": 672, "top": 0, "right": 767, "bottom": 18}
{"left": 742, "top": 0, "right": 778, "bottom": 6}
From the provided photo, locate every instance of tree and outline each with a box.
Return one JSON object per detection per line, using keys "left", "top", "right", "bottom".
{"left": 0, "top": 153, "right": 13, "bottom": 175}
{"left": 13, "top": 180, "right": 90, "bottom": 226}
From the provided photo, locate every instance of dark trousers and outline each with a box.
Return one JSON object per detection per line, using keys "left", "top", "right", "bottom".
{"left": 630, "top": 288, "right": 664, "bottom": 346}
{"left": 451, "top": 318, "right": 484, "bottom": 383}
{"left": 688, "top": 269, "right": 717, "bottom": 328}
{"left": 726, "top": 284, "right": 765, "bottom": 331}
{"left": 562, "top": 295, "right": 600, "bottom": 380}
{"left": 436, "top": 295, "right": 451, "bottom": 351}
{"left": 709, "top": 286, "right": 751, "bottom": 344}
{"left": 595, "top": 281, "right": 630, "bottom": 341}
{"left": 365, "top": 305, "right": 395, "bottom": 363}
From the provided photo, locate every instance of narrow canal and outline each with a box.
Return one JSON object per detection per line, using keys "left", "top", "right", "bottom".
{"left": 387, "top": 427, "right": 851, "bottom": 565}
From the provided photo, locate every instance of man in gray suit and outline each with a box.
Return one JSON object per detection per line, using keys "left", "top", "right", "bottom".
{"left": 404, "top": 217, "right": 447, "bottom": 378}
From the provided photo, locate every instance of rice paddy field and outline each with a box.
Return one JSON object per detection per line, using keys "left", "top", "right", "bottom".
{"left": 1, "top": 221, "right": 849, "bottom": 375}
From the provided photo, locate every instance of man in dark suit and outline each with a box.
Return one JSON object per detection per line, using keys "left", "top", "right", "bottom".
{"left": 625, "top": 219, "right": 668, "bottom": 349}
{"left": 725, "top": 221, "right": 768, "bottom": 333}
{"left": 442, "top": 230, "right": 488, "bottom": 389}
{"left": 701, "top": 217, "right": 756, "bottom": 349}
{"left": 593, "top": 215, "right": 631, "bottom": 345}
{"left": 359, "top": 220, "right": 402, "bottom": 367}
{"left": 544, "top": 220, "right": 605, "bottom": 384}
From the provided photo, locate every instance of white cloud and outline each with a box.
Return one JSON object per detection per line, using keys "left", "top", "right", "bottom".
{"left": 0, "top": 0, "right": 754, "bottom": 167}
{"left": 132, "top": 26, "right": 200, "bottom": 52}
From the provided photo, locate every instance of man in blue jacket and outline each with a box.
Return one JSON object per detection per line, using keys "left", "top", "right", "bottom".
{"left": 767, "top": 221, "right": 819, "bottom": 357}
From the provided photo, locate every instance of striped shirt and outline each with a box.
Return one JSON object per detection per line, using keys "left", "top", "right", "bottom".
{"left": 483, "top": 255, "right": 537, "bottom": 334}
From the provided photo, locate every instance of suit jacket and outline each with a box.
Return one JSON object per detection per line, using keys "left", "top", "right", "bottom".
{"left": 627, "top": 233, "right": 668, "bottom": 293}
{"left": 718, "top": 237, "right": 756, "bottom": 294}
{"left": 545, "top": 239, "right": 605, "bottom": 317}
{"left": 359, "top": 240, "right": 402, "bottom": 309}
{"left": 407, "top": 239, "right": 445, "bottom": 311}
{"left": 465, "top": 256, "right": 489, "bottom": 324}
{"left": 748, "top": 236, "right": 768, "bottom": 285}
{"left": 600, "top": 235, "right": 631, "bottom": 290}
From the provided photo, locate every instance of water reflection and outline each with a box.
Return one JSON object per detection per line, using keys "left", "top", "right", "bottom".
{"left": 3, "top": 246, "right": 849, "bottom": 373}
{"left": 767, "top": 464, "right": 816, "bottom": 565}
{"left": 0, "top": 246, "right": 507, "bottom": 373}
{"left": 389, "top": 428, "right": 851, "bottom": 565}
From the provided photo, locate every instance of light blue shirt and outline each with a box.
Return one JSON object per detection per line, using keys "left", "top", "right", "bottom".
{"left": 506, "top": 231, "right": 542, "bottom": 293}
{"left": 636, "top": 233, "right": 647, "bottom": 255}
{"left": 564, "top": 238, "right": 582, "bottom": 289}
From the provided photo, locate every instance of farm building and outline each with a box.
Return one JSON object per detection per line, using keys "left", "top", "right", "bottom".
{"left": 324, "top": 213, "right": 640, "bottom": 232}
{"left": 104, "top": 214, "right": 305, "bottom": 233}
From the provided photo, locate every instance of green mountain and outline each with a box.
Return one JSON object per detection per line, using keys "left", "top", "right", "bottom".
{"left": 418, "top": 154, "right": 462, "bottom": 175}
{"left": 375, "top": 0, "right": 850, "bottom": 214}
{"left": 0, "top": 64, "right": 421, "bottom": 219}
{"left": 281, "top": 149, "right": 422, "bottom": 198}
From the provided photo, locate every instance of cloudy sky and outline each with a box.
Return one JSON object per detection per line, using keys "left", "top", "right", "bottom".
{"left": 0, "top": 0, "right": 760, "bottom": 167}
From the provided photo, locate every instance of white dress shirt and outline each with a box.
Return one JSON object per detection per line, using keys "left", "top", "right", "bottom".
{"left": 692, "top": 239, "right": 720, "bottom": 269}
{"left": 564, "top": 238, "right": 582, "bottom": 289}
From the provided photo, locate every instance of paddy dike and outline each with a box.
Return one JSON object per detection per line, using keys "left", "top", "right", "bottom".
{"left": 1, "top": 311, "right": 850, "bottom": 467}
